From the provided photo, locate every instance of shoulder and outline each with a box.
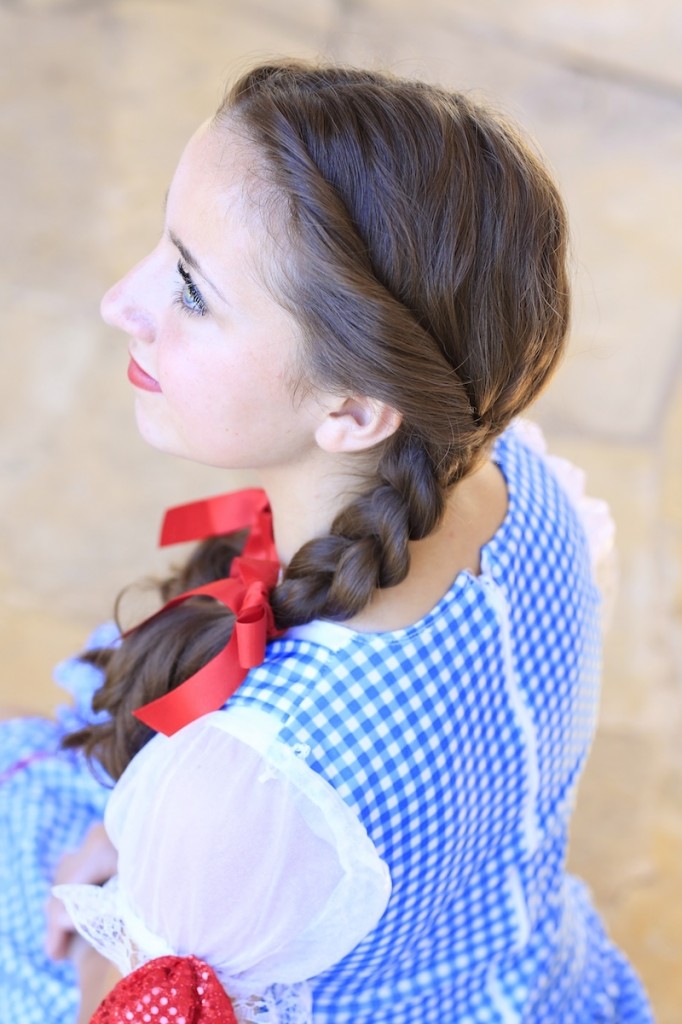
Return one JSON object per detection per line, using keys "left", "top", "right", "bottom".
{"left": 494, "top": 420, "right": 613, "bottom": 573}
{"left": 230, "top": 629, "right": 371, "bottom": 745}
{"left": 485, "top": 424, "right": 607, "bottom": 643}
{"left": 491, "top": 421, "right": 595, "bottom": 563}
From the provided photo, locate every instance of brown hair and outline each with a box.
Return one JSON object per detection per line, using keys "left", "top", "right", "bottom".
{"left": 66, "top": 60, "right": 570, "bottom": 779}
{"left": 63, "top": 535, "right": 243, "bottom": 780}
{"left": 221, "top": 62, "right": 570, "bottom": 625}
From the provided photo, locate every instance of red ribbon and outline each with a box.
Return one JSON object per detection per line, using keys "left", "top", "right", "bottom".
{"left": 132, "top": 490, "right": 283, "bottom": 737}
{"left": 159, "top": 487, "right": 278, "bottom": 563}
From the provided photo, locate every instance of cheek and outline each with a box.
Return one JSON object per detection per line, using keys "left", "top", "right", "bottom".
{"left": 156, "top": 331, "right": 218, "bottom": 396}
{"left": 158, "top": 344, "right": 248, "bottom": 436}
{"left": 153, "top": 319, "right": 307, "bottom": 445}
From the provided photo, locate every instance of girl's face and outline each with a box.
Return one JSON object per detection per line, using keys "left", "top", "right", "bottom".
{"left": 101, "top": 122, "right": 330, "bottom": 471}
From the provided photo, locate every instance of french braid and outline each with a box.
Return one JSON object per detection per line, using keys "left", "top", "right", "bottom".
{"left": 67, "top": 62, "right": 570, "bottom": 776}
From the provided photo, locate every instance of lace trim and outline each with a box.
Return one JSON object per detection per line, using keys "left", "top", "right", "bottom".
{"left": 53, "top": 878, "right": 167, "bottom": 976}
{"left": 231, "top": 985, "right": 312, "bottom": 1024}
{"left": 53, "top": 881, "right": 313, "bottom": 1024}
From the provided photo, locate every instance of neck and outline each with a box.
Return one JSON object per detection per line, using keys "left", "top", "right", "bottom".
{"left": 253, "top": 454, "right": 507, "bottom": 634}
{"left": 255, "top": 452, "right": 371, "bottom": 567}
{"left": 340, "top": 458, "right": 508, "bottom": 633}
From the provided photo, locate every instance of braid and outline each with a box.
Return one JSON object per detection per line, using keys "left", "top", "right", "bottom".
{"left": 62, "top": 534, "right": 243, "bottom": 780}
{"left": 273, "top": 433, "right": 449, "bottom": 627}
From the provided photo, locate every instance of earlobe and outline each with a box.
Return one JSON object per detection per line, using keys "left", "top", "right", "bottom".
{"left": 315, "top": 397, "right": 402, "bottom": 454}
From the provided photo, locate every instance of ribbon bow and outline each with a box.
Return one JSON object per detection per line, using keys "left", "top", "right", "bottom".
{"left": 133, "top": 489, "right": 284, "bottom": 737}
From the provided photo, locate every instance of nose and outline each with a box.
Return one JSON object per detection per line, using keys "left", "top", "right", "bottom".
{"left": 100, "top": 252, "right": 158, "bottom": 343}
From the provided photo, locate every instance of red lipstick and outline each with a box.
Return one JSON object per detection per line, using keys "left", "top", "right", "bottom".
{"left": 127, "top": 356, "right": 161, "bottom": 393}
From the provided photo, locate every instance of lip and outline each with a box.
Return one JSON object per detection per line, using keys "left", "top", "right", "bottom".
{"left": 127, "top": 355, "right": 162, "bottom": 393}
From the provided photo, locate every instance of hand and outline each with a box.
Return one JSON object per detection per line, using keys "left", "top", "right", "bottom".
{"left": 70, "top": 935, "right": 121, "bottom": 1024}
{"left": 45, "top": 822, "right": 118, "bottom": 960}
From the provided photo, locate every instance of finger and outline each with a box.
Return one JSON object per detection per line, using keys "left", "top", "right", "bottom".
{"left": 45, "top": 895, "right": 76, "bottom": 960}
{"left": 52, "top": 851, "right": 78, "bottom": 886}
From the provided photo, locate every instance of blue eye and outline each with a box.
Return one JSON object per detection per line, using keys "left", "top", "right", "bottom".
{"left": 174, "top": 260, "right": 208, "bottom": 317}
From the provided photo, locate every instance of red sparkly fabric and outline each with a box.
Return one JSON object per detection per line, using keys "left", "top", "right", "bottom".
{"left": 91, "top": 956, "right": 238, "bottom": 1024}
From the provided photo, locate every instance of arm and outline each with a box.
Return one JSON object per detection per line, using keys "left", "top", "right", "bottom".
{"left": 45, "top": 821, "right": 118, "bottom": 959}
{"left": 46, "top": 822, "right": 119, "bottom": 1020}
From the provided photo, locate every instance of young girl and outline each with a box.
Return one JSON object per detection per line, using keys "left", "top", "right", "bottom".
{"left": 3, "top": 60, "right": 652, "bottom": 1023}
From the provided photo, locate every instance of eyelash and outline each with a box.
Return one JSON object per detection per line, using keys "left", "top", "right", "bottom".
{"left": 174, "top": 260, "right": 208, "bottom": 318}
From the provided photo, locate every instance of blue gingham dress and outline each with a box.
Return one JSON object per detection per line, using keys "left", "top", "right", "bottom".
{"left": 227, "top": 428, "right": 652, "bottom": 1023}
{"left": 0, "top": 431, "right": 652, "bottom": 1023}
{"left": 0, "top": 623, "right": 114, "bottom": 1023}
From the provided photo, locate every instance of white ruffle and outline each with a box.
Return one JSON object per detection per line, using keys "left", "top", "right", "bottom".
{"left": 54, "top": 872, "right": 311, "bottom": 1024}
{"left": 54, "top": 873, "right": 312, "bottom": 1022}
{"left": 53, "top": 876, "right": 172, "bottom": 976}
{"left": 55, "top": 705, "right": 391, "bottom": 1022}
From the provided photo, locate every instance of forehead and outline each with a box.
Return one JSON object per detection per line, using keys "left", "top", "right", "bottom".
{"left": 167, "top": 121, "right": 292, "bottom": 290}
{"left": 168, "top": 122, "right": 257, "bottom": 224}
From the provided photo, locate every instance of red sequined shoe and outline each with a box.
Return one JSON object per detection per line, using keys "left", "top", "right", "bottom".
{"left": 90, "top": 955, "right": 238, "bottom": 1024}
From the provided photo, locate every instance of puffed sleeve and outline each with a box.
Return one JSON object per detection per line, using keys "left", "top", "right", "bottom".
{"left": 55, "top": 705, "right": 391, "bottom": 1001}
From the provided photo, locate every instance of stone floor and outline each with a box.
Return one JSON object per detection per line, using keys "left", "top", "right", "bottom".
{"left": 1, "top": 0, "right": 680, "bottom": 1019}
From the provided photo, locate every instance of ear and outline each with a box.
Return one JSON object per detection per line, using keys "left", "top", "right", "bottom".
{"left": 315, "top": 396, "right": 402, "bottom": 454}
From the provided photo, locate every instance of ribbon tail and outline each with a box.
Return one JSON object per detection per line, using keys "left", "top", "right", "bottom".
{"left": 133, "top": 634, "right": 246, "bottom": 736}
{"left": 235, "top": 611, "right": 267, "bottom": 668}
{"left": 159, "top": 489, "right": 270, "bottom": 547}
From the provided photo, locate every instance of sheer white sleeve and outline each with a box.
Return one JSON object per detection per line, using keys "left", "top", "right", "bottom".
{"left": 55, "top": 706, "right": 391, "bottom": 1021}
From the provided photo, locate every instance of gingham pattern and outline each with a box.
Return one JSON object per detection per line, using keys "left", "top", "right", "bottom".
{"left": 0, "top": 435, "right": 653, "bottom": 1023}
{"left": 0, "top": 624, "right": 114, "bottom": 1023}
{"left": 230, "top": 429, "right": 652, "bottom": 1023}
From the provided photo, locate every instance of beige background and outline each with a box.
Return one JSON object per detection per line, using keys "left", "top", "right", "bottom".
{"left": 1, "top": 1, "right": 680, "bottom": 1019}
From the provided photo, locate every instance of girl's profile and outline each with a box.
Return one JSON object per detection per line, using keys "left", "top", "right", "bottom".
{"left": 1, "top": 60, "right": 653, "bottom": 1024}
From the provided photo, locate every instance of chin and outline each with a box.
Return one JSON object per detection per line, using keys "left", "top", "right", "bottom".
{"left": 133, "top": 406, "right": 181, "bottom": 457}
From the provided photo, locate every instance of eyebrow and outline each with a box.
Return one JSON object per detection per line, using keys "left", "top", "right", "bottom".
{"left": 168, "top": 229, "right": 228, "bottom": 304}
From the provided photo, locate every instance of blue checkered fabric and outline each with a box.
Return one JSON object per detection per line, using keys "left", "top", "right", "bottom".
{"left": 230, "top": 428, "right": 653, "bottom": 1023}
{"left": 0, "top": 433, "right": 653, "bottom": 1023}
{"left": 0, "top": 623, "right": 114, "bottom": 1023}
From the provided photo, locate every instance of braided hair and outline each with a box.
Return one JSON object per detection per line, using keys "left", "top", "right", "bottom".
{"left": 66, "top": 61, "right": 570, "bottom": 778}
{"left": 221, "top": 62, "right": 570, "bottom": 626}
